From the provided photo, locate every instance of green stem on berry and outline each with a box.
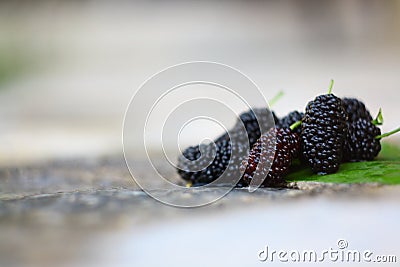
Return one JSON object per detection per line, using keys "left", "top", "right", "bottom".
{"left": 269, "top": 90, "right": 284, "bottom": 107}
{"left": 371, "top": 108, "right": 383, "bottom": 126}
{"left": 289, "top": 120, "right": 302, "bottom": 131}
{"left": 327, "top": 79, "right": 334, "bottom": 94}
{"left": 375, "top": 127, "right": 400, "bottom": 139}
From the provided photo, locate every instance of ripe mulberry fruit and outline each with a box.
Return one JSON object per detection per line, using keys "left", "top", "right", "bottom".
{"left": 234, "top": 108, "right": 279, "bottom": 146}
{"left": 343, "top": 118, "right": 381, "bottom": 161}
{"left": 301, "top": 87, "right": 348, "bottom": 174}
{"left": 342, "top": 98, "right": 372, "bottom": 122}
{"left": 240, "top": 128, "right": 299, "bottom": 187}
{"left": 276, "top": 111, "right": 304, "bottom": 134}
{"left": 177, "top": 135, "right": 249, "bottom": 186}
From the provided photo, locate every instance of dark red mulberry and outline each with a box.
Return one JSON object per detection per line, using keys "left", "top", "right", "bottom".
{"left": 240, "top": 128, "right": 299, "bottom": 187}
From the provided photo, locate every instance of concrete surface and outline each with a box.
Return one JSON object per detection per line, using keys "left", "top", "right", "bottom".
{"left": 1, "top": 156, "right": 399, "bottom": 267}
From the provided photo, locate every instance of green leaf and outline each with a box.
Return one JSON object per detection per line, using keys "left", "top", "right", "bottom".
{"left": 286, "top": 142, "right": 400, "bottom": 184}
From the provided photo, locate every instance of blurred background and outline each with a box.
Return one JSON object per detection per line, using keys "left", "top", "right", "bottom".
{"left": 1, "top": 0, "right": 399, "bottom": 166}
{"left": 1, "top": 1, "right": 400, "bottom": 267}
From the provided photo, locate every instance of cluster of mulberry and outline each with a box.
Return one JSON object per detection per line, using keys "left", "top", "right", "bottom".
{"left": 177, "top": 82, "right": 397, "bottom": 188}
{"left": 177, "top": 108, "right": 276, "bottom": 186}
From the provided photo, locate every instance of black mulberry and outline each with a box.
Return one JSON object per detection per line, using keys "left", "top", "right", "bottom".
{"left": 276, "top": 111, "right": 304, "bottom": 134}
{"left": 233, "top": 108, "right": 279, "bottom": 146}
{"left": 177, "top": 133, "right": 249, "bottom": 186}
{"left": 301, "top": 93, "right": 347, "bottom": 174}
{"left": 342, "top": 97, "right": 372, "bottom": 122}
{"left": 343, "top": 118, "right": 381, "bottom": 161}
